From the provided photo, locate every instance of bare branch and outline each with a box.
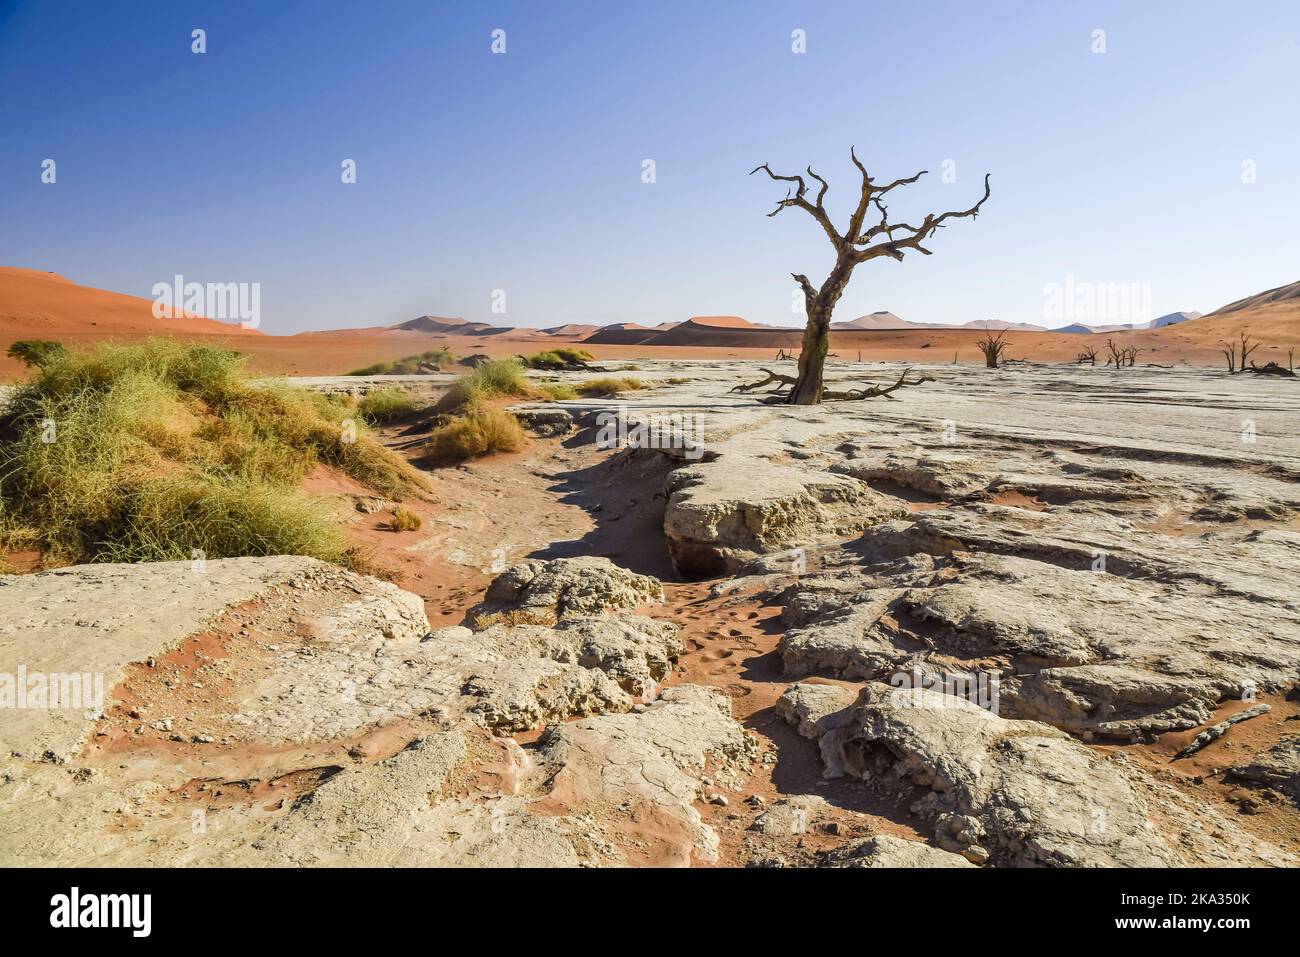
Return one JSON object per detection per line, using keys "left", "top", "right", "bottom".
{"left": 806, "top": 166, "right": 829, "bottom": 208}
{"left": 853, "top": 173, "right": 992, "bottom": 263}
{"left": 751, "top": 162, "right": 842, "bottom": 245}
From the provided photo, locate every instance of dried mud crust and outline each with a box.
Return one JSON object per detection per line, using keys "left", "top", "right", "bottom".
{"left": 4, "top": 361, "right": 1300, "bottom": 867}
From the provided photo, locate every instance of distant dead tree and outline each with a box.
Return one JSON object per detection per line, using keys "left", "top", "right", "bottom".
{"left": 1221, "top": 332, "right": 1261, "bottom": 374}
{"left": 1104, "top": 338, "right": 1139, "bottom": 368}
{"left": 1239, "top": 332, "right": 1260, "bottom": 371}
{"left": 775, "top": 348, "right": 795, "bottom": 361}
{"left": 1289, "top": 347, "right": 1295, "bottom": 372}
{"left": 746, "top": 149, "right": 990, "bottom": 403}
{"left": 1216, "top": 340, "right": 1237, "bottom": 374}
{"left": 1076, "top": 344, "right": 1098, "bottom": 365}
{"left": 976, "top": 328, "right": 1008, "bottom": 368}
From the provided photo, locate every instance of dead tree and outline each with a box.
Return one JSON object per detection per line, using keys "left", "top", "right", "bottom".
{"left": 1105, "top": 338, "right": 1124, "bottom": 367}
{"left": 1220, "top": 339, "right": 1237, "bottom": 373}
{"left": 1121, "top": 345, "right": 1142, "bottom": 367}
{"left": 1238, "top": 332, "right": 1260, "bottom": 371}
{"left": 1076, "top": 345, "right": 1098, "bottom": 365}
{"left": 748, "top": 149, "right": 990, "bottom": 403}
{"left": 1289, "top": 347, "right": 1295, "bottom": 372}
{"left": 976, "top": 328, "right": 1008, "bottom": 368}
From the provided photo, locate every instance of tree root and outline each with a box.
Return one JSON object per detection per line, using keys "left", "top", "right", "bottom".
{"left": 730, "top": 367, "right": 935, "bottom": 403}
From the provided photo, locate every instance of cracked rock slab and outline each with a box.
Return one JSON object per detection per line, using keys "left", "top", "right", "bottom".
{"left": 537, "top": 685, "right": 757, "bottom": 866}
{"left": 470, "top": 556, "right": 663, "bottom": 623}
{"left": 779, "top": 682, "right": 1294, "bottom": 867}
{"left": 824, "top": 834, "right": 976, "bottom": 868}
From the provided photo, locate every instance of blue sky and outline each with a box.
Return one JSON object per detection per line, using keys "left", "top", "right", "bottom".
{"left": 1, "top": 0, "right": 1296, "bottom": 334}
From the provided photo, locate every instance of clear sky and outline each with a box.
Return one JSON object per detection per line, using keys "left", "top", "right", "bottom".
{"left": 1, "top": 0, "right": 1297, "bottom": 334}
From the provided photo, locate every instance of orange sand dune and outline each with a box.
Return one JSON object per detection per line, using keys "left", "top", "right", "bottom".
{"left": 2, "top": 267, "right": 1296, "bottom": 379}
{"left": 0, "top": 267, "right": 263, "bottom": 377}
{"left": 0, "top": 267, "right": 261, "bottom": 339}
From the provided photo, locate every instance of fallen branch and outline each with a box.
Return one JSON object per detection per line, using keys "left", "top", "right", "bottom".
{"left": 729, "top": 368, "right": 797, "bottom": 394}
{"left": 1171, "top": 704, "right": 1270, "bottom": 761}
{"left": 732, "top": 367, "right": 934, "bottom": 403}
{"left": 1245, "top": 361, "right": 1296, "bottom": 377}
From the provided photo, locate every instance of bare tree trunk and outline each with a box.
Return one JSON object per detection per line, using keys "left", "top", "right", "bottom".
{"left": 790, "top": 310, "right": 829, "bottom": 403}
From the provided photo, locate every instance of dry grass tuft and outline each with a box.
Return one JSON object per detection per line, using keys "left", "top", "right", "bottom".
{"left": 575, "top": 376, "right": 645, "bottom": 397}
{"left": 0, "top": 338, "right": 427, "bottom": 567}
{"left": 424, "top": 408, "right": 525, "bottom": 464}
{"left": 388, "top": 506, "right": 423, "bottom": 531}
{"left": 357, "top": 388, "right": 419, "bottom": 424}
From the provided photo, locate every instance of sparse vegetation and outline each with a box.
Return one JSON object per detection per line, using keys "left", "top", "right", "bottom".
{"left": 425, "top": 407, "right": 525, "bottom": 463}
{"left": 537, "top": 383, "right": 579, "bottom": 401}
{"left": 6, "top": 339, "right": 67, "bottom": 370}
{"left": 0, "top": 339, "right": 426, "bottom": 567}
{"left": 575, "top": 376, "right": 645, "bottom": 397}
{"left": 357, "top": 387, "right": 419, "bottom": 424}
{"left": 525, "top": 347, "right": 594, "bottom": 370}
{"left": 388, "top": 506, "right": 423, "bottom": 531}
{"left": 442, "top": 358, "right": 534, "bottom": 412}
{"left": 348, "top": 348, "right": 455, "bottom": 376}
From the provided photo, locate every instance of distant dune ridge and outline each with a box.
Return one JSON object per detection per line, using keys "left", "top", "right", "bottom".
{"left": 0, "top": 267, "right": 261, "bottom": 338}
{"left": 1, "top": 266, "right": 1297, "bottom": 377}
{"left": 1207, "top": 279, "right": 1300, "bottom": 316}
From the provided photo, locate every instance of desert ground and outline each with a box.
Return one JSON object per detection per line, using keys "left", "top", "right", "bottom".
{"left": 3, "top": 357, "right": 1298, "bottom": 867}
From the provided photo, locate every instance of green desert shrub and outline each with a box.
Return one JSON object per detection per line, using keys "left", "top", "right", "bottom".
{"left": 357, "top": 387, "right": 419, "bottom": 424}
{"left": 441, "top": 357, "right": 534, "bottom": 411}
{"left": 0, "top": 338, "right": 426, "bottom": 567}
{"left": 537, "top": 383, "right": 579, "bottom": 401}
{"left": 575, "top": 376, "right": 645, "bottom": 397}
{"left": 525, "top": 347, "right": 594, "bottom": 369}
{"left": 425, "top": 408, "right": 525, "bottom": 463}
{"left": 348, "top": 348, "right": 455, "bottom": 376}
{"left": 6, "top": 339, "right": 68, "bottom": 370}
